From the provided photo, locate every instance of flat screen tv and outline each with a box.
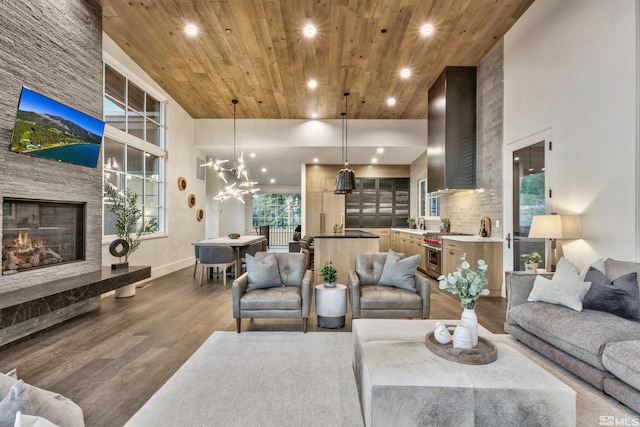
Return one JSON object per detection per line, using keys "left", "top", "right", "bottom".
{"left": 10, "top": 87, "right": 105, "bottom": 168}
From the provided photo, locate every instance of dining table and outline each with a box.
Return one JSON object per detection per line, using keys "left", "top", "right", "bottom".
{"left": 193, "top": 235, "right": 267, "bottom": 278}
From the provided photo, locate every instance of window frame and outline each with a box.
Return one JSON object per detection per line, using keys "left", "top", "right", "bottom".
{"left": 102, "top": 57, "right": 168, "bottom": 242}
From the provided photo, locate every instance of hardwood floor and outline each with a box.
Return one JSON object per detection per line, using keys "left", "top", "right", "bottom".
{"left": 0, "top": 266, "right": 506, "bottom": 427}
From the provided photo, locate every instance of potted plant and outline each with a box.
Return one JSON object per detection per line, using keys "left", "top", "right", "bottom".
{"left": 521, "top": 252, "right": 543, "bottom": 273}
{"left": 320, "top": 261, "right": 338, "bottom": 288}
{"left": 407, "top": 217, "right": 416, "bottom": 229}
{"left": 104, "top": 184, "right": 158, "bottom": 297}
{"left": 437, "top": 254, "right": 490, "bottom": 348}
{"left": 440, "top": 217, "right": 451, "bottom": 233}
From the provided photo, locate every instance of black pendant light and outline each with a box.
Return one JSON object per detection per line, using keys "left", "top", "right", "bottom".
{"left": 334, "top": 92, "right": 356, "bottom": 194}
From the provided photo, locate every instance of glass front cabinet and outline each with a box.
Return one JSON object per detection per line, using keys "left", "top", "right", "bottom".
{"left": 345, "top": 178, "right": 409, "bottom": 228}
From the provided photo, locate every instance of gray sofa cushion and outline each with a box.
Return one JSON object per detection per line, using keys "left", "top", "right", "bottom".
{"left": 583, "top": 268, "right": 640, "bottom": 321}
{"left": 602, "top": 340, "right": 640, "bottom": 391}
{"left": 377, "top": 249, "right": 420, "bottom": 291}
{"left": 241, "top": 287, "right": 301, "bottom": 310}
{"left": 246, "top": 253, "right": 282, "bottom": 290}
{"left": 509, "top": 302, "right": 640, "bottom": 370}
{"left": 359, "top": 286, "right": 422, "bottom": 310}
{"left": 527, "top": 275, "right": 591, "bottom": 311}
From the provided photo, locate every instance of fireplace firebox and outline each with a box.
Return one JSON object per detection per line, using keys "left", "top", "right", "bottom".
{"left": 2, "top": 199, "right": 85, "bottom": 275}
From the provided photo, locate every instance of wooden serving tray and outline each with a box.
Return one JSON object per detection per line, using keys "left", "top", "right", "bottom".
{"left": 425, "top": 327, "right": 497, "bottom": 365}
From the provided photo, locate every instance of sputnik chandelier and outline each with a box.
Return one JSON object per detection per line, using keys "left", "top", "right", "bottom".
{"left": 202, "top": 99, "right": 259, "bottom": 203}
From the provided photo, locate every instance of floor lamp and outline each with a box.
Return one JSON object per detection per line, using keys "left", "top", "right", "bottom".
{"left": 528, "top": 214, "right": 581, "bottom": 272}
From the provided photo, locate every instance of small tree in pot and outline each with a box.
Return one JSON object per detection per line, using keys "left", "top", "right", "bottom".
{"left": 104, "top": 183, "right": 158, "bottom": 264}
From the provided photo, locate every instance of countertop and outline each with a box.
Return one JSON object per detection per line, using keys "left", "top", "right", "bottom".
{"left": 314, "top": 230, "right": 379, "bottom": 239}
{"left": 441, "top": 235, "right": 503, "bottom": 243}
{"left": 390, "top": 228, "right": 427, "bottom": 236}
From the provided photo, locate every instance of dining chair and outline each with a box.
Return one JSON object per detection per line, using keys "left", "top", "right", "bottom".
{"left": 193, "top": 245, "right": 200, "bottom": 278}
{"left": 199, "top": 246, "right": 237, "bottom": 285}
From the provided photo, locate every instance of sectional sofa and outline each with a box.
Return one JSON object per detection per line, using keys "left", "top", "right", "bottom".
{"left": 505, "top": 259, "right": 640, "bottom": 413}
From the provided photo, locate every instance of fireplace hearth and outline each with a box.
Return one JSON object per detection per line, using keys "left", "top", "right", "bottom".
{"left": 2, "top": 199, "right": 85, "bottom": 275}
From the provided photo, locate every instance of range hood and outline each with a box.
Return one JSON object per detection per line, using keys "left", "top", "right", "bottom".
{"left": 427, "top": 66, "right": 477, "bottom": 192}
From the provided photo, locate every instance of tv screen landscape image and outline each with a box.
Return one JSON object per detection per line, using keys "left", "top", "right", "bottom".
{"left": 10, "top": 87, "right": 105, "bottom": 168}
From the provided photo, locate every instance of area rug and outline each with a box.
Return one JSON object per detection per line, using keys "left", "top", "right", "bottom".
{"left": 125, "top": 331, "right": 638, "bottom": 427}
{"left": 124, "top": 332, "right": 364, "bottom": 427}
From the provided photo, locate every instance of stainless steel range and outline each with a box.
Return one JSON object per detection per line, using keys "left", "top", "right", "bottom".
{"left": 422, "top": 232, "right": 445, "bottom": 279}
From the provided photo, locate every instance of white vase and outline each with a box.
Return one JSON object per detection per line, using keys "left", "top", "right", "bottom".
{"left": 525, "top": 262, "right": 538, "bottom": 273}
{"left": 459, "top": 308, "right": 478, "bottom": 347}
{"left": 452, "top": 324, "right": 472, "bottom": 349}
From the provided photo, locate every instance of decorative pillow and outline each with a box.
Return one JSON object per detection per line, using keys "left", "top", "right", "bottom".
{"left": 14, "top": 411, "right": 60, "bottom": 427}
{"left": 377, "top": 249, "right": 420, "bottom": 291}
{"left": 579, "top": 258, "right": 606, "bottom": 281}
{"left": 583, "top": 268, "right": 640, "bottom": 321}
{"left": 0, "top": 380, "right": 84, "bottom": 427}
{"left": 246, "top": 253, "right": 282, "bottom": 290}
{"left": 0, "top": 370, "right": 17, "bottom": 401}
{"left": 527, "top": 275, "right": 592, "bottom": 311}
{"left": 553, "top": 257, "right": 581, "bottom": 283}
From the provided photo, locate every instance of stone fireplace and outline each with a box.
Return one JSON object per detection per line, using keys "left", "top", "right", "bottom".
{"left": 2, "top": 198, "right": 85, "bottom": 275}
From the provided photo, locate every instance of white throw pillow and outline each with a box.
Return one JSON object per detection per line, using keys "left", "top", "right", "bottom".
{"left": 528, "top": 275, "right": 592, "bottom": 311}
{"left": 0, "top": 380, "right": 84, "bottom": 427}
{"left": 14, "top": 411, "right": 60, "bottom": 427}
{"left": 553, "top": 257, "right": 581, "bottom": 283}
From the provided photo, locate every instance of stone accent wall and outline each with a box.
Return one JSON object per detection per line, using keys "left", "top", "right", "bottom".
{"left": 440, "top": 39, "right": 504, "bottom": 236}
{"left": 0, "top": 1, "right": 103, "bottom": 290}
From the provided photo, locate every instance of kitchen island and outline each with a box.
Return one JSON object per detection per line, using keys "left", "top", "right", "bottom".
{"left": 314, "top": 230, "right": 380, "bottom": 285}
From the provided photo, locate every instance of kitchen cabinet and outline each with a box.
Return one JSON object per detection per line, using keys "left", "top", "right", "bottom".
{"left": 345, "top": 178, "right": 409, "bottom": 228}
{"left": 360, "top": 228, "right": 391, "bottom": 252}
{"left": 442, "top": 237, "right": 503, "bottom": 296}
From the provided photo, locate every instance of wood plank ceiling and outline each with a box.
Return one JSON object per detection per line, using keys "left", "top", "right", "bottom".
{"left": 100, "top": 0, "right": 534, "bottom": 120}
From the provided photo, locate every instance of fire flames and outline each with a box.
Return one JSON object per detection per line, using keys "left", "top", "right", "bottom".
{"left": 2, "top": 232, "right": 62, "bottom": 274}
{"left": 13, "top": 232, "right": 44, "bottom": 252}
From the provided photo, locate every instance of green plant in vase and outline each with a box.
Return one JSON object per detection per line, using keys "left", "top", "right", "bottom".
{"left": 104, "top": 183, "right": 158, "bottom": 264}
{"left": 320, "top": 261, "right": 337, "bottom": 288}
{"left": 407, "top": 217, "right": 416, "bottom": 229}
{"left": 440, "top": 217, "right": 451, "bottom": 233}
{"left": 437, "top": 254, "right": 489, "bottom": 348}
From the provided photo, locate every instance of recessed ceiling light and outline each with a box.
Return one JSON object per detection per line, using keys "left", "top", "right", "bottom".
{"left": 311, "top": 113, "right": 317, "bottom": 119}
{"left": 387, "top": 97, "right": 396, "bottom": 107}
{"left": 249, "top": 152, "right": 256, "bottom": 158}
{"left": 185, "top": 24, "right": 198, "bottom": 37}
{"left": 313, "top": 158, "right": 319, "bottom": 163}
{"left": 400, "top": 68, "right": 411, "bottom": 79}
{"left": 371, "top": 158, "right": 378, "bottom": 164}
{"left": 303, "top": 24, "right": 316, "bottom": 38}
{"left": 261, "top": 168, "right": 267, "bottom": 173}
{"left": 420, "top": 24, "right": 434, "bottom": 37}
{"left": 270, "top": 178, "right": 275, "bottom": 184}
{"left": 307, "top": 79, "right": 318, "bottom": 89}
{"left": 377, "top": 147, "right": 384, "bottom": 154}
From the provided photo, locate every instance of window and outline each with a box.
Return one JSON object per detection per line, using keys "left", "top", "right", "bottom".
{"left": 252, "top": 193, "right": 301, "bottom": 228}
{"left": 103, "top": 63, "right": 166, "bottom": 237}
{"left": 419, "top": 179, "right": 440, "bottom": 217}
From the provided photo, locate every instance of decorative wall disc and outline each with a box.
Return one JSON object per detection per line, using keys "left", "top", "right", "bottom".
{"left": 196, "top": 208, "right": 204, "bottom": 221}
{"left": 188, "top": 193, "right": 196, "bottom": 207}
{"left": 178, "top": 177, "right": 187, "bottom": 191}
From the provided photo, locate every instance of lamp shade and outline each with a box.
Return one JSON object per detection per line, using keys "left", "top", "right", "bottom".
{"left": 334, "top": 167, "right": 356, "bottom": 194}
{"left": 528, "top": 214, "right": 582, "bottom": 239}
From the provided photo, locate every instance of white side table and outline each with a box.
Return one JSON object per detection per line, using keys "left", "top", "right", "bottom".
{"left": 315, "top": 284, "right": 347, "bottom": 328}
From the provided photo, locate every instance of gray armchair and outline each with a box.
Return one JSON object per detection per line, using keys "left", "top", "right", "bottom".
{"left": 348, "top": 252, "right": 430, "bottom": 319}
{"left": 232, "top": 252, "right": 313, "bottom": 333}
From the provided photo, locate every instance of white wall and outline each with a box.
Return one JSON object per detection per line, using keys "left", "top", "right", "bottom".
{"left": 101, "top": 35, "right": 206, "bottom": 277}
{"left": 503, "top": 0, "right": 638, "bottom": 268}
